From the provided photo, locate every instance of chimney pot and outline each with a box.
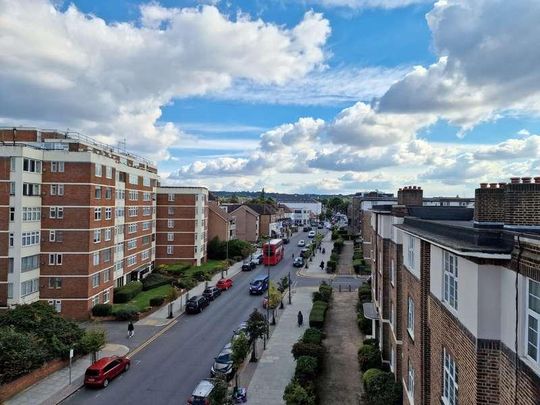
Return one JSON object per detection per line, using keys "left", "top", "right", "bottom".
{"left": 522, "top": 177, "right": 532, "bottom": 184}
{"left": 489, "top": 183, "right": 498, "bottom": 188}
{"left": 480, "top": 183, "right": 488, "bottom": 189}
{"left": 412, "top": 186, "right": 416, "bottom": 190}
{"left": 534, "top": 177, "right": 540, "bottom": 184}
{"left": 510, "top": 177, "right": 520, "bottom": 184}
{"left": 499, "top": 182, "right": 506, "bottom": 188}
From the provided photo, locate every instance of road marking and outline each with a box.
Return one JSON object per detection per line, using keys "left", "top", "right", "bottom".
{"left": 127, "top": 320, "right": 178, "bottom": 359}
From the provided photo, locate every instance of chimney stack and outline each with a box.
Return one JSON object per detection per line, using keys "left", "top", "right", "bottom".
{"left": 397, "top": 185, "right": 423, "bottom": 206}
{"left": 474, "top": 181, "right": 505, "bottom": 227}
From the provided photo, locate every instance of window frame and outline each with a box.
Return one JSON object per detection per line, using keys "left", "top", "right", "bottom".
{"left": 442, "top": 348, "right": 458, "bottom": 405}
{"left": 407, "top": 296, "right": 415, "bottom": 339}
{"left": 443, "top": 251, "right": 459, "bottom": 311}
{"left": 526, "top": 278, "right": 540, "bottom": 365}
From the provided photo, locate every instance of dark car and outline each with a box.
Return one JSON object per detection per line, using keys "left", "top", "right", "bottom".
{"left": 249, "top": 275, "right": 269, "bottom": 295}
{"left": 84, "top": 356, "right": 130, "bottom": 388}
{"left": 203, "top": 286, "right": 221, "bottom": 301}
{"left": 242, "top": 261, "right": 256, "bottom": 271}
{"left": 186, "top": 295, "right": 209, "bottom": 314}
{"left": 303, "top": 226, "right": 311, "bottom": 232}
{"left": 282, "top": 237, "right": 290, "bottom": 244}
{"left": 293, "top": 257, "right": 304, "bottom": 267}
{"left": 210, "top": 345, "right": 235, "bottom": 380}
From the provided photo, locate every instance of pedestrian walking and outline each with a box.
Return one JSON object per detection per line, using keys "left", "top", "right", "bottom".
{"left": 292, "top": 252, "right": 295, "bottom": 259}
{"left": 320, "top": 260, "right": 325, "bottom": 270}
{"left": 297, "top": 311, "right": 303, "bottom": 327}
{"left": 127, "top": 320, "right": 134, "bottom": 338}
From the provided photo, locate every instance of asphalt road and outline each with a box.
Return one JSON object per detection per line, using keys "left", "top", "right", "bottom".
{"left": 63, "top": 229, "right": 329, "bottom": 405}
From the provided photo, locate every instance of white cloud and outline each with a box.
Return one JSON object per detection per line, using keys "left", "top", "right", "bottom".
{"left": 473, "top": 134, "right": 540, "bottom": 160}
{"left": 299, "top": 0, "right": 433, "bottom": 10}
{"left": 0, "top": 0, "right": 330, "bottom": 159}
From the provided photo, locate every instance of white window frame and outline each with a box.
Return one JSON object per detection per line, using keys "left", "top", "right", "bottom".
{"left": 526, "top": 279, "right": 540, "bottom": 365}
{"left": 49, "top": 230, "right": 56, "bottom": 242}
{"left": 104, "top": 228, "right": 112, "bottom": 241}
{"left": 442, "top": 348, "right": 458, "bottom": 405}
{"left": 407, "top": 359, "right": 415, "bottom": 398}
{"left": 94, "top": 207, "right": 102, "bottom": 220}
{"left": 168, "top": 219, "right": 174, "bottom": 228}
{"left": 93, "top": 252, "right": 100, "bottom": 266}
{"left": 167, "top": 232, "right": 174, "bottom": 241}
{"left": 106, "top": 166, "right": 113, "bottom": 179}
{"left": 103, "top": 289, "right": 110, "bottom": 303}
{"left": 105, "top": 207, "right": 112, "bottom": 220}
{"left": 167, "top": 245, "right": 173, "bottom": 255}
{"left": 390, "top": 259, "right": 395, "bottom": 286}
{"left": 95, "top": 163, "right": 102, "bottom": 177}
{"left": 443, "top": 251, "right": 459, "bottom": 311}
{"left": 94, "top": 229, "right": 101, "bottom": 243}
{"left": 407, "top": 296, "right": 415, "bottom": 339}
{"left": 407, "top": 235, "right": 415, "bottom": 270}
{"left": 92, "top": 273, "right": 100, "bottom": 288}
{"left": 168, "top": 193, "right": 174, "bottom": 202}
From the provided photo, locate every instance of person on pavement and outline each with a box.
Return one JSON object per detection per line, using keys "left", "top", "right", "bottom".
{"left": 320, "top": 261, "right": 325, "bottom": 270}
{"left": 297, "top": 311, "right": 303, "bottom": 327}
{"left": 127, "top": 320, "right": 134, "bottom": 338}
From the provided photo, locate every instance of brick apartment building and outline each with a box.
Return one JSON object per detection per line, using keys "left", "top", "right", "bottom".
{"left": 0, "top": 128, "right": 158, "bottom": 319}
{"left": 208, "top": 200, "right": 236, "bottom": 242}
{"left": 362, "top": 181, "right": 540, "bottom": 404}
{"left": 155, "top": 186, "right": 208, "bottom": 267}
{"left": 226, "top": 204, "right": 259, "bottom": 243}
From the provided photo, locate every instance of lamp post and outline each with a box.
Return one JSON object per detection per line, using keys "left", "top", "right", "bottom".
{"left": 288, "top": 272, "right": 292, "bottom": 304}
{"left": 266, "top": 238, "right": 270, "bottom": 340}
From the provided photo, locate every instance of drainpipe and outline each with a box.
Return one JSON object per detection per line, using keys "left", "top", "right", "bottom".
{"left": 513, "top": 235, "right": 523, "bottom": 405}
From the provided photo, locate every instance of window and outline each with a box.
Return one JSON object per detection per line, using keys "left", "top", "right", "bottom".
{"left": 95, "top": 186, "right": 102, "bottom": 199}
{"left": 142, "top": 235, "right": 150, "bottom": 245}
{"left": 105, "top": 207, "right": 112, "bottom": 220}
{"left": 168, "top": 193, "right": 175, "bottom": 202}
{"left": 8, "top": 258, "right": 14, "bottom": 273}
{"left": 127, "top": 239, "right": 137, "bottom": 250}
{"left": 50, "top": 230, "right": 56, "bottom": 242}
{"left": 116, "top": 243, "right": 124, "bottom": 254}
{"left": 390, "top": 302, "right": 395, "bottom": 329}
{"left": 116, "top": 225, "right": 124, "bottom": 235}
{"left": 95, "top": 164, "right": 102, "bottom": 177}
{"left": 116, "top": 189, "right": 125, "bottom": 200}
{"left": 7, "top": 283, "right": 13, "bottom": 299}
{"left": 50, "top": 184, "right": 64, "bottom": 196}
{"left": 168, "top": 219, "right": 174, "bottom": 228}
{"left": 102, "top": 248, "right": 111, "bottom": 263}
{"left": 143, "top": 177, "right": 151, "bottom": 187}
{"left": 22, "top": 231, "right": 40, "bottom": 246}
{"left": 407, "top": 235, "right": 415, "bottom": 270}
{"left": 48, "top": 253, "right": 63, "bottom": 265}
{"left": 104, "top": 228, "right": 112, "bottom": 241}
{"left": 128, "top": 223, "right": 138, "bottom": 234}
{"left": 10, "top": 207, "right": 15, "bottom": 221}
{"left": 390, "top": 346, "right": 395, "bottom": 372}
{"left": 527, "top": 279, "right": 540, "bottom": 364}
{"left": 167, "top": 232, "right": 174, "bottom": 241}
{"left": 168, "top": 206, "right": 174, "bottom": 215}
{"left": 22, "top": 207, "right": 41, "bottom": 221}
{"left": 129, "top": 174, "right": 138, "bottom": 185}
{"left": 93, "top": 252, "right": 100, "bottom": 266}
{"left": 442, "top": 348, "right": 458, "bottom": 405}
{"left": 106, "top": 166, "right": 113, "bottom": 179}
{"left": 9, "top": 182, "right": 15, "bottom": 195}
{"left": 92, "top": 295, "right": 99, "bottom": 307}
{"left": 115, "top": 207, "right": 124, "bottom": 218}
{"left": 128, "top": 207, "right": 138, "bottom": 217}
{"left": 51, "top": 161, "right": 64, "bottom": 172}
{"left": 103, "top": 269, "right": 110, "bottom": 283}
{"left": 127, "top": 255, "right": 137, "bottom": 266}
{"left": 49, "top": 277, "right": 62, "bottom": 289}
{"left": 94, "top": 207, "right": 102, "bottom": 220}
{"left": 92, "top": 273, "right": 100, "bottom": 288}
{"left": 390, "top": 259, "right": 395, "bottom": 286}
{"left": 23, "top": 183, "right": 40, "bottom": 196}
{"left": 143, "top": 192, "right": 151, "bottom": 201}
{"left": 10, "top": 157, "right": 16, "bottom": 171}
{"left": 21, "top": 279, "right": 39, "bottom": 296}
{"left": 21, "top": 255, "right": 39, "bottom": 272}
{"left": 9, "top": 233, "right": 14, "bottom": 247}
{"left": 443, "top": 251, "right": 458, "bottom": 310}
{"left": 55, "top": 231, "right": 64, "bottom": 242}
{"left": 103, "top": 289, "right": 110, "bottom": 303}
{"left": 23, "top": 158, "right": 41, "bottom": 173}
{"left": 143, "top": 221, "right": 151, "bottom": 230}
{"left": 407, "top": 296, "right": 415, "bottom": 338}
{"left": 49, "top": 207, "right": 63, "bottom": 219}
{"left": 94, "top": 229, "right": 101, "bottom": 243}
{"left": 407, "top": 359, "right": 415, "bottom": 397}
{"left": 143, "top": 206, "right": 151, "bottom": 216}
{"left": 141, "top": 250, "right": 150, "bottom": 260}
{"left": 105, "top": 187, "right": 112, "bottom": 199}
{"left": 167, "top": 246, "right": 173, "bottom": 255}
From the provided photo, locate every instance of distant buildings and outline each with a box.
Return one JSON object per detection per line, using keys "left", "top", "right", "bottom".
{"left": 362, "top": 181, "right": 540, "bottom": 404}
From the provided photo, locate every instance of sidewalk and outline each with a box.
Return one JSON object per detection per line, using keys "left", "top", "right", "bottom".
{"left": 247, "top": 286, "right": 317, "bottom": 405}
{"left": 5, "top": 261, "right": 245, "bottom": 405}
{"left": 298, "top": 231, "right": 334, "bottom": 279}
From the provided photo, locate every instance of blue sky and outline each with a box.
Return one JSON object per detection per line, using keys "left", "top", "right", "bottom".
{"left": 1, "top": 0, "right": 540, "bottom": 196}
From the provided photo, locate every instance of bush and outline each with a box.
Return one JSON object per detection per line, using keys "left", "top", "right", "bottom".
{"left": 312, "top": 291, "right": 322, "bottom": 302}
{"left": 363, "top": 368, "right": 385, "bottom": 388}
{"left": 149, "top": 296, "right": 165, "bottom": 307}
{"left": 358, "top": 344, "right": 382, "bottom": 372}
{"left": 114, "top": 281, "right": 143, "bottom": 303}
{"left": 92, "top": 304, "right": 112, "bottom": 317}
{"left": 309, "top": 301, "right": 328, "bottom": 329}
{"left": 283, "top": 380, "right": 316, "bottom": 405}
{"left": 358, "top": 285, "right": 372, "bottom": 303}
{"left": 302, "top": 328, "right": 323, "bottom": 345}
{"left": 330, "top": 253, "right": 339, "bottom": 262}
{"left": 319, "top": 283, "right": 332, "bottom": 302}
{"left": 192, "top": 270, "right": 210, "bottom": 282}
{"left": 174, "top": 277, "right": 198, "bottom": 290}
{"left": 295, "top": 356, "right": 318, "bottom": 383}
{"left": 326, "top": 260, "right": 337, "bottom": 273}
{"left": 357, "top": 311, "right": 372, "bottom": 335}
{"left": 364, "top": 371, "right": 402, "bottom": 405}
{"left": 363, "top": 338, "right": 378, "bottom": 346}
{"left": 334, "top": 238, "right": 344, "bottom": 253}
{"left": 113, "top": 306, "right": 139, "bottom": 321}
{"left": 142, "top": 273, "right": 173, "bottom": 291}
{"left": 291, "top": 342, "right": 325, "bottom": 364}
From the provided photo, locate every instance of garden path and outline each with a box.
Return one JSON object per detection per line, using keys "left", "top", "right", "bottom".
{"left": 337, "top": 240, "right": 354, "bottom": 275}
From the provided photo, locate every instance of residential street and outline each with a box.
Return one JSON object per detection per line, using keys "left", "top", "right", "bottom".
{"left": 62, "top": 229, "right": 329, "bottom": 405}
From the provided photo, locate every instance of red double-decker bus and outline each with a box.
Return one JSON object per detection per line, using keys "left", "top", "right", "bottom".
{"left": 262, "top": 239, "right": 284, "bottom": 266}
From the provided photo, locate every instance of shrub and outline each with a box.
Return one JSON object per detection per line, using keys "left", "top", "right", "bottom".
{"left": 283, "top": 380, "right": 316, "bottom": 405}
{"left": 363, "top": 368, "right": 385, "bottom": 388}
{"left": 291, "top": 342, "right": 325, "bottom": 364}
{"left": 295, "top": 356, "right": 318, "bottom": 383}
{"left": 79, "top": 329, "right": 106, "bottom": 361}
{"left": 357, "top": 311, "right": 372, "bottom": 335}
{"left": 330, "top": 253, "right": 339, "bottom": 262}
{"left": 113, "top": 306, "right": 139, "bottom": 321}
{"left": 92, "top": 304, "right": 112, "bottom": 317}
{"left": 358, "top": 344, "right": 382, "bottom": 372}
{"left": 364, "top": 371, "right": 402, "bottom": 405}
{"left": 149, "top": 296, "right": 165, "bottom": 307}
{"left": 326, "top": 260, "right": 337, "bottom": 273}
{"left": 192, "top": 270, "right": 210, "bottom": 282}
{"left": 302, "top": 328, "right": 323, "bottom": 345}
{"left": 114, "top": 281, "right": 143, "bottom": 303}
{"left": 334, "top": 238, "right": 344, "bottom": 253}
{"left": 319, "top": 283, "right": 332, "bottom": 302}
{"left": 166, "top": 287, "right": 178, "bottom": 302}
{"left": 309, "top": 301, "right": 328, "bottom": 329}
{"left": 358, "top": 285, "right": 372, "bottom": 303}
{"left": 175, "top": 277, "right": 198, "bottom": 290}
{"left": 363, "top": 338, "right": 378, "bottom": 346}
{"left": 142, "top": 273, "right": 173, "bottom": 291}
{"left": 312, "top": 291, "right": 322, "bottom": 302}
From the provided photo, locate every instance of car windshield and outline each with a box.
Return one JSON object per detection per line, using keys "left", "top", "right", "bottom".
{"left": 85, "top": 369, "right": 100, "bottom": 376}
{"left": 251, "top": 280, "right": 262, "bottom": 286}
{"left": 216, "top": 353, "right": 231, "bottom": 363}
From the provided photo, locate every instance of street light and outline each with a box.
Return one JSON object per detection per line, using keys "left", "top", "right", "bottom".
{"left": 288, "top": 272, "right": 292, "bottom": 304}
{"left": 266, "top": 238, "right": 270, "bottom": 340}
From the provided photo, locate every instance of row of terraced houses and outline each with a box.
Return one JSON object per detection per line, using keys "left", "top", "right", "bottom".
{"left": 360, "top": 183, "right": 540, "bottom": 404}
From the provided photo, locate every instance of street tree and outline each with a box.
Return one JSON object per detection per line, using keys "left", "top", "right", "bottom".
{"left": 80, "top": 328, "right": 106, "bottom": 363}
{"left": 246, "top": 309, "right": 267, "bottom": 362}
{"left": 231, "top": 331, "right": 249, "bottom": 389}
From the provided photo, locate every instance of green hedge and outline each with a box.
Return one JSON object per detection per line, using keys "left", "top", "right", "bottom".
{"left": 326, "top": 260, "right": 337, "bottom": 273}
{"left": 92, "top": 304, "right": 112, "bottom": 317}
{"left": 358, "top": 285, "right": 372, "bottom": 303}
{"left": 364, "top": 371, "right": 402, "bottom": 405}
{"left": 174, "top": 277, "right": 198, "bottom": 290}
{"left": 358, "top": 344, "right": 382, "bottom": 372}
{"left": 363, "top": 368, "right": 385, "bottom": 388}
{"left": 149, "top": 296, "right": 165, "bottom": 307}
{"left": 309, "top": 300, "right": 328, "bottom": 329}
{"left": 283, "top": 380, "right": 316, "bottom": 405}
{"left": 114, "top": 281, "right": 143, "bottom": 303}
{"left": 302, "top": 328, "right": 323, "bottom": 345}
{"left": 112, "top": 305, "right": 139, "bottom": 321}
{"left": 291, "top": 342, "right": 325, "bottom": 364}
{"left": 319, "top": 283, "right": 332, "bottom": 302}
{"left": 357, "top": 311, "right": 372, "bottom": 335}
{"left": 142, "top": 273, "right": 173, "bottom": 291}
{"left": 295, "top": 356, "right": 318, "bottom": 383}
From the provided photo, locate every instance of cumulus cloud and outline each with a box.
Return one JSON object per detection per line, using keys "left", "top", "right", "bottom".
{"left": 473, "top": 134, "right": 540, "bottom": 160}
{"left": 299, "top": 0, "right": 433, "bottom": 10}
{"left": 0, "top": 0, "right": 330, "bottom": 159}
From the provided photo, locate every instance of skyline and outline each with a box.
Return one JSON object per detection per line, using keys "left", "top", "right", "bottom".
{"left": 1, "top": 0, "right": 540, "bottom": 197}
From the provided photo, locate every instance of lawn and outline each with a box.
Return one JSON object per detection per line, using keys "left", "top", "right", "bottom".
{"left": 163, "top": 260, "right": 227, "bottom": 277}
{"left": 113, "top": 284, "right": 173, "bottom": 312}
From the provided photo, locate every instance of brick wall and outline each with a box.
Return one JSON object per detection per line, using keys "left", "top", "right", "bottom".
{"left": 504, "top": 180, "right": 540, "bottom": 226}
{"left": 477, "top": 340, "right": 501, "bottom": 403}
{"left": 499, "top": 343, "right": 540, "bottom": 405}
{"left": 474, "top": 185, "right": 505, "bottom": 223}
{"left": 419, "top": 241, "right": 431, "bottom": 405}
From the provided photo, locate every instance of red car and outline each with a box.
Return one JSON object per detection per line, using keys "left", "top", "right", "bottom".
{"left": 216, "top": 278, "right": 233, "bottom": 290}
{"left": 84, "top": 356, "right": 130, "bottom": 388}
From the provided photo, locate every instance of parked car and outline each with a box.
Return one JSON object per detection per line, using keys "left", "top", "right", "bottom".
{"left": 84, "top": 356, "right": 130, "bottom": 388}
{"left": 210, "top": 345, "right": 235, "bottom": 380}
{"left": 232, "top": 322, "right": 249, "bottom": 341}
{"left": 186, "top": 295, "right": 209, "bottom": 314}
{"left": 308, "top": 231, "right": 316, "bottom": 238}
{"left": 254, "top": 253, "right": 264, "bottom": 264}
{"left": 300, "top": 248, "right": 310, "bottom": 258}
{"left": 302, "top": 226, "right": 311, "bottom": 232}
{"left": 282, "top": 237, "right": 290, "bottom": 244}
{"left": 249, "top": 274, "right": 269, "bottom": 295}
{"left": 242, "top": 261, "right": 257, "bottom": 271}
{"left": 297, "top": 239, "right": 305, "bottom": 247}
{"left": 216, "top": 278, "right": 233, "bottom": 290}
{"left": 293, "top": 257, "right": 304, "bottom": 267}
{"left": 187, "top": 379, "right": 216, "bottom": 404}
{"left": 203, "top": 286, "right": 221, "bottom": 301}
